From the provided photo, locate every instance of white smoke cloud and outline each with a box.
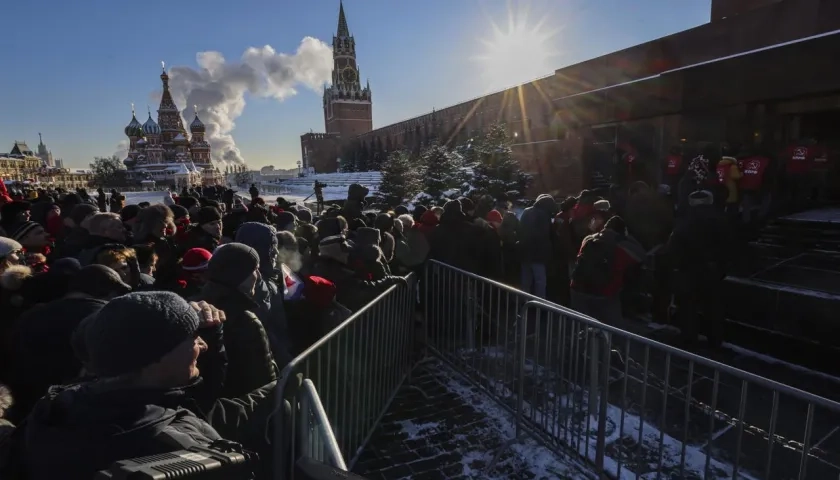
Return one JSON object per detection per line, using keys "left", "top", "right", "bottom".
{"left": 165, "top": 37, "right": 333, "bottom": 165}
{"left": 114, "top": 139, "right": 129, "bottom": 159}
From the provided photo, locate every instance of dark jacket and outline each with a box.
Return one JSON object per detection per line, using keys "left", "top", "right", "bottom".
{"left": 180, "top": 226, "right": 220, "bottom": 256}
{"left": 16, "top": 381, "right": 222, "bottom": 480}
{"left": 15, "top": 377, "right": 278, "bottom": 480}
{"left": 76, "top": 235, "right": 126, "bottom": 266}
{"left": 311, "top": 257, "right": 400, "bottom": 312}
{"left": 195, "top": 282, "right": 278, "bottom": 398}
{"left": 12, "top": 296, "right": 107, "bottom": 416}
{"left": 517, "top": 195, "right": 557, "bottom": 264}
{"left": 54, "top": 226, "right": 89, "bottom": 259}
{"left": 667, "top": 203, "right": 732, "bottom": 276}
{"left": 428, "top": 209, "right": 484, "bottom": 274}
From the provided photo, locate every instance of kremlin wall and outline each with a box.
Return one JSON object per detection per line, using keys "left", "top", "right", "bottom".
{"left": 303, "top": 0, "right": 840, "bottom": 196}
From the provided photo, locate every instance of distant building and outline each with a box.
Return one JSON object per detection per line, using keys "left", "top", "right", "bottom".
{"left": 121, "top": 66, "right": 223, "bottom": 187}
{"left": 300, "top": 2, "right": 372, "bottom": 174}
{"left": 0, "top": 140, "right": 91, "bottom": 189}
{"left": 36, "top": 133, "right": 54, "bottom": 167}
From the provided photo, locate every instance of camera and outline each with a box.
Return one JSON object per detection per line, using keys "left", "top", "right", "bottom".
{"left": 95, "top": 440, "right": 257, "bottom": 479}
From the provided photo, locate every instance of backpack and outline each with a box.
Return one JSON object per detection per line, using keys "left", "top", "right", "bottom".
{"left": 572, "top": 232, "right": 616, "bottom": 293}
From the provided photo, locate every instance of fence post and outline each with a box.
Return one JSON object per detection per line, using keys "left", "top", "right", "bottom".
{"left": 588, "top": 328, "right": 600, "bottom": 419}
{"left": 516, "top": 303, "right": 529, "bottom": 438}
{"left": 594, "top": 330, "right": 610, "bottom": 477}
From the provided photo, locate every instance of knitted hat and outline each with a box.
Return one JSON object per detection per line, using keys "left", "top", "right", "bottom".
{"left": 70, "top": 264, "right": 131, "bottom": 298}
{"left": 593, "top": 200, "right": 612, "bottom": 212}
{"left": 688, "top": 190, "right": 714, "bottom": 206}
{"left": 296, "top": 207, "right": 313, "bottom": 224}
{"left": 459, "top": 197, "right": 475, "bottom": 212}
{"left": 443, "top": 199, "right": 463, "bottom": 214}
{"left": 0, "top": 237, "right": 22, "bottom": 259}
{"left": 11, "top": 221, "right": 41, "bottom": 241}
{"left": 196, "top": 206, "right": 222, "bottom": 226}
{"left": 70, "top": 204, "right": 98, "bottom": 226}
{"left": 169, "top": 204, "right": 190, "bottom": 221}
{"left": 182, "top": 248, "right": 212, "bottom": 271}
{"left": 120, "top": 204, "right": 141, "bottom": 223}
{"left": 208, "top": 243, "right": 260, "bottom": 288}
{"left": 276, "top": 211, "right": 297, "bottom": 232}
{"left": 374, "top": 213, "right": 394, "bottom": 232}
{"left": 317, "top": 217, "right": 343, "bottom": 238}
{"left": 355, "top": 227, "right": 381, "bottom": 246}
{"left": 604, "top": 216, "right": 627, "bottom": 235}
{"left": 394, "top": 205, "right": 410, "bottom": 217}
{"left": 486, "top": 210, "right": 503, "bottom": 223}
{"left": 82, "top": 291, "right": 200, "bottom": 377}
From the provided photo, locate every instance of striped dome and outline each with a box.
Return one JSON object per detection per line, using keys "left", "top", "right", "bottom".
{"left": 124, "top": 115, "right": 142, "bottom": 137}
{"left": 190, "top": 114, "right": 205, "bottom": 133}
{"left": 142, "top": 114, "right": 161, "bottom": 135}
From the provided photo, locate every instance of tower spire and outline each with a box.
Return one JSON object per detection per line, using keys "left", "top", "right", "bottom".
{"left": 337, "top": 0, "right": 350, "bottom": 37}
{"left": 38, "top": 132, "right": 43, "bottom": 145}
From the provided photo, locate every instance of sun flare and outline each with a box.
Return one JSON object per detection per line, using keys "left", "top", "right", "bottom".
{"left": 473, "top": 4, "right": 560, "bottom": 91}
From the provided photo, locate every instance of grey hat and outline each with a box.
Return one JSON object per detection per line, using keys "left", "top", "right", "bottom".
{"left": 70, "top": 264, "right": 131, "bottom": 298}
{"left": 82, "top": 291, "right": 200, "bottom": 377}
{"left": 208, "top": 242, "right": 260, "bottom": 288}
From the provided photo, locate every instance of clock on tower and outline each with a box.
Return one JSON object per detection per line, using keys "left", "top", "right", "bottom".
{"left": 342, "top": 67, "right": 357, "bottom": 83}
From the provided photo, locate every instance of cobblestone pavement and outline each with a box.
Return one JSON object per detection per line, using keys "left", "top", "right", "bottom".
{"left": 352, "top": 361, "right": 596, "bottom": 480}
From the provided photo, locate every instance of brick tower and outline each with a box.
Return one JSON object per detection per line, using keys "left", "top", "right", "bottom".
{"left": 323, "top": 1, "right": 372, "bottom": 137}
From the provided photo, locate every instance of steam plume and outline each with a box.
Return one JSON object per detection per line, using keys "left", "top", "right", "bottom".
{"left": 165, "top": 37, "right": 332, "bottom": 165}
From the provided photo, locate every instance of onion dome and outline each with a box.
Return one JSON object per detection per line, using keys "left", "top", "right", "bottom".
{"left": 173, "top": 133, "right": 187, "bottom": 144}
{"left": 124, "top": 114, "right": 143, "bottom": 137}
{"left": 143, "top": 114, "right": 161, "bottom": 135}
{"left": 136, "top": 138, "right": 147, "bottom": 147}
{"left": 190, "top": 113, "right": 205, "bottom": 133}
{"left": 123, "top": 157, "right": 136, "bottom": 167}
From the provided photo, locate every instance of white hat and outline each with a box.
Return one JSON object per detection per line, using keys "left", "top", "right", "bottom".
{"left": 0, "top": 237, "right": 22, "bottom": 259}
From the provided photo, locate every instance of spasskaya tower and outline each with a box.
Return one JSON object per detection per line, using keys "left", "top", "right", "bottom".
{"left": 323, "top": 1, "right": 373, "bottom": 137}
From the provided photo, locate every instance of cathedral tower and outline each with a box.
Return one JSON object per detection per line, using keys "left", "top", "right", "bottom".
{"left": 323, "top": 1, "right": 372, "bottom": 137}
{"left": 157, "top": 62, "right": 188, "bottom": 161}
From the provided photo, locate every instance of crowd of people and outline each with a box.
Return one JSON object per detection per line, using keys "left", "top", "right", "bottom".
{"left": 0, "top": 141, "right": 810, "bottom": 477}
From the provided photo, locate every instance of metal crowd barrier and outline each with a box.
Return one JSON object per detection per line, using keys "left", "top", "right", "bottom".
{"left": 298, "top": 379, "right": 347, "bottom": 471}
{"left": 424, "top": 259, "right": 840, "bottom": 480}
{"left": 275, "top": 273, "right": 417, "bottom": 479}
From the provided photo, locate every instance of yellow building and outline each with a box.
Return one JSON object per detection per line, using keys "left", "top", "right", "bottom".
{"left": 0, "top": 142, "right": 42, "bottom": 181}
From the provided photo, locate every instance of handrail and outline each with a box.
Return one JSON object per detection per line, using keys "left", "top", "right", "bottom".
{"left": 299, "top": 379, "right": 348, "bottom": 471}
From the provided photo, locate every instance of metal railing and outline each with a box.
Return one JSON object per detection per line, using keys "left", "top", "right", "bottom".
{"left": 297, "top": 379, "right": 347, "bottom": 471}
{"left": 274, "top": 272, "right": 417, "bottom": 479}
{"left": 424, "top": 259, "right": 840, "bottom": 480}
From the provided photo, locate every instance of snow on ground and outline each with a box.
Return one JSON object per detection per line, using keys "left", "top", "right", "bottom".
{"left": 123, "top": 191, "right": 170, "bottom": 206}
{"left": 438, "top": 367, "right": 595, "bottom": 480}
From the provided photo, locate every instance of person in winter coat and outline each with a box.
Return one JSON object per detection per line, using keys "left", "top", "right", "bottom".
{"left": 53, "top": 203, "right": 98, "bottom": 259}
{"left": 0, "top": 201, "right": 31, "bottom": 236}
{"left": 76, "top": 213, "right": 128, "bottom": 266}
{"left": 570, "top": 216, "right": 645, "bottom": 325}
{"left": 313, "top": 234, "right": 406, "bottom": 312}
{"left": 96, "top": 188, "right": 108, "bottom": 212}
{"left": 0, "top": 238, "right": 22, "bottom": 276}
{"left": 133, "top": 204, "right": 178, "bottom": 285}
{"left": 195, "top": 244, "right": 277, "bottom": 398}
{"left": 248, "top": 183, "right": 259, "bottom": 200}
{"left": 234, "top": 222, "right": 292, "bottom": 368}
{"left": 666, "top": 190, "right": 732, "bottom": 347}
{"left": 13, "top": 291, "right": 278, "bottom": 480}
{"left": 350, "top": 227, "right": 391, "bottom": 280}
{"left": 181, "top": 206, "right": 222, "bottom": 255}
{"left": 517, "top": 194, "right": 557, "bottom": 298}
{"left": 10, "top": 265, "right": 131, "bottom": 420}
{"left": 428, "top": 200, "right": 486, "bottom": 275}
{"left": 342, "top": 183, "right": 369, "bottom": 221}
{"left": 415, "top": 209, "right": 439, "bottom": 239}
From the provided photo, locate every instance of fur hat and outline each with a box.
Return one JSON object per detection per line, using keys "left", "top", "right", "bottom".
{"left": 70, "top": 204, "right": 98, "bottom": 226}
{"left": 11, "top": 221, "right": 41, "bottom": 241}
{"left": 196, "top": 206, "right": 222, "bottom": 226}
{"left": 355, "top": 227, "right": 381, "bottom": 246}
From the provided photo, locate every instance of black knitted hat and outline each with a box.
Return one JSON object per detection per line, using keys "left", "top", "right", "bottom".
{"left": 196, "top": 206, "right": 222, "bottom": 225}
{"left": 83, "top": 291, "right": 200, "bottom": 377}
{"left": 208, "top": 243, "right": 260, "bottom": 288}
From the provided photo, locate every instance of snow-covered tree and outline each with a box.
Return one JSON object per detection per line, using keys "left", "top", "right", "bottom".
{"left": 377, "top": 150, "right": 420, "bottom": 207}
{"left": 418, "top": 144, "right": 468, "bottom": 205}
{"left": 470, "top": 123, "right": 530, "bottom": 199}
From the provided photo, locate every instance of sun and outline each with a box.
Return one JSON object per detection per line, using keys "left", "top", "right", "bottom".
{"left": 473, "top": 4, "right": 560, "bottom": 91}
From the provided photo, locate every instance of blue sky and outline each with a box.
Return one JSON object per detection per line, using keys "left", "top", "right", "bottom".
{"left": 0, "top": 0, "right": 710, "bottom": 169}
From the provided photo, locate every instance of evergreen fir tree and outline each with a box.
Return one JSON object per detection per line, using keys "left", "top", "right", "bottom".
{"left": 419, "top": 144, "right": 467, "bottom": 205}
{"left": 471, "top": 123, "right": 530, "bottom": 199}
{"left": 338, "top": 151, "right": 356, "bottom": 173}
{"left": 377, "top": 150, "right": 420, "bottom": 207}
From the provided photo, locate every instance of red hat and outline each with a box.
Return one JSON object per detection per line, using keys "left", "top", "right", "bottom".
{"left": 486, "top": 209, "right": 503, "bottom": 223}
{"left": 182, "top": 248, "right": 212, "bottom": 271}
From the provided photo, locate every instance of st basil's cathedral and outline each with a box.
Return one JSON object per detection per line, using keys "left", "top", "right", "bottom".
{"left": 122, "top": 65, "right": 223, "bottom": 186}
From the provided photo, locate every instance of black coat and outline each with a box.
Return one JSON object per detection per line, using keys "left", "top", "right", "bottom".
{"left": 12, "top": 296, "right": 107, "bottom": 417}
{"left": 195, "top": 282, "right": 278, "bottom": 398}
{"left": 428, "top": 210, "right": 485, "bottom": 274}
{"left": 311, "top": 257, "right": 398, "bottom": 312}
{"left": 179, "top": 226, "right": 220, "bottom": 256}
{"left": 517, "top": 196, "right": 556, "bottom": 264}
